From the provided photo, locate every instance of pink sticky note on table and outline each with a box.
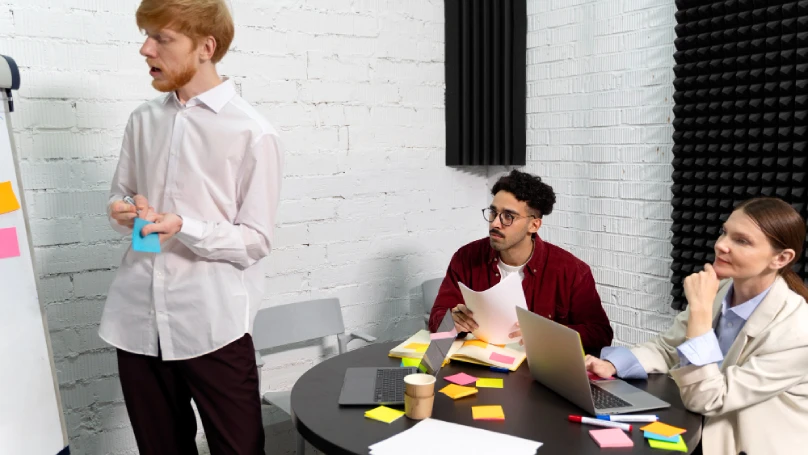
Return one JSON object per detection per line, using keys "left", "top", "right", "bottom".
{"left": 589, "top": 428, "right": 634, "bottom": 448}
{"left": 443, "top": 372, "right": 478, "bottom": 386}
{"left": 489, "top": 352, "right": 515, "bottom": 365}
{"left": 430, "top": 331, "right": 456, "bottom": 340}
{"left": 0, "top": 227, "right": 21, "bottom": 259}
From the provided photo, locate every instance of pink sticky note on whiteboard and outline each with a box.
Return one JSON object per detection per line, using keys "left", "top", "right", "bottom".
{"left": 0, "top": 227, "right": 21, "bottom": 259}
{"left": 489, "top": 352, "right": 515, "bottom": 365}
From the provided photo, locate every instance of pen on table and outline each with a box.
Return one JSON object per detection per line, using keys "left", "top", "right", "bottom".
{"left": 597, "top": 414, "right": 658, "bottom": 423}
{"left": 568, "top": 415, "right": 632, "bottom": 432}
{"left": 490, "top": 366, "right": 509, "bottom": 373}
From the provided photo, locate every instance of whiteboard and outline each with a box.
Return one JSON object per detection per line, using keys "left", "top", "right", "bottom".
{"left": 0, "top": 94, "right": 68, "bottom": 453}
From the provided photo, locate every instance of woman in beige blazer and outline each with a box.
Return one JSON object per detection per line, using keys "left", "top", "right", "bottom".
{"left": 586, "top": 197, "right": 808, "bottom": 455}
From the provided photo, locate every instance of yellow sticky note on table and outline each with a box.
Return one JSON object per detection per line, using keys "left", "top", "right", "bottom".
{"left": 476, "top": 378, "right": 503, "bottom": 388}
{"left": 463, "top": 339, "right": 489, "bottom": 349}
{"left": 648, "top": 435, "right": 687, "bottom": 452}
{"left": 0, "top": 181, "right": 20, "bottom": 214}
{"left": 472, "top": 405, "right": 505, "bottom": 420}
{"left": 364, "top": 406, "right": 405, "bottom": 424}
{"left": 404, "top": 342, "right": 428, "bottom": 353}
{"left": 439, "top": 384, "right": 478, "bottom": 399}
{"left": 640, "top": 422, "right": 686, "bottom": 438}
{"left": 400, "top": 357, "right": 420, "bottom": 367}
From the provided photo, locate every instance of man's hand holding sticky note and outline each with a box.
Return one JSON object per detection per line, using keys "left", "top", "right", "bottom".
{"left": 133, "top": 218, "right": 161, "bottom": 253}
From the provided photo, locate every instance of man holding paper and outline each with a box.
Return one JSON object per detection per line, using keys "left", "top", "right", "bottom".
{"left": 428, "top": 170, "right": 613, "bottom": 354}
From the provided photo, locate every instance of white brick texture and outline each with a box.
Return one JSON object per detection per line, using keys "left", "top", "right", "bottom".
{"left": 1, "top": 1, "right": 487, "bottom": 453}
{"left": 512, "top": 0, "right": 679, "bottom": 348}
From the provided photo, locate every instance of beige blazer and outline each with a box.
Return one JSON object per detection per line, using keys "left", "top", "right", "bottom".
{"left": 630, "top": 276, "right": 808, "bottom": 455}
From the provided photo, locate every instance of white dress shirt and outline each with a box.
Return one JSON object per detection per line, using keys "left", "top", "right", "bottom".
{"left": 99, "top": 79, "right": 283, "bottom": 360}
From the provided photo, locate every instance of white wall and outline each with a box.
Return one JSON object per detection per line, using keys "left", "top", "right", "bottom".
{"left": 0, "top": 0, "right": 489, "bottom": 453}
{"left": 517, "top": 0, "right": 679, "bottom": 347}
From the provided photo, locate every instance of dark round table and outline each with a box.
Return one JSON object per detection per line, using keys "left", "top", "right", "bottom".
{"left": 291, "top": 342, "right": 702, "bottom": 454}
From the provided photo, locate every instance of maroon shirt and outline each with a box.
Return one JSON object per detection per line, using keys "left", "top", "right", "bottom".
{"left": 428, "top": 236, "right": 613, "bottom": 354}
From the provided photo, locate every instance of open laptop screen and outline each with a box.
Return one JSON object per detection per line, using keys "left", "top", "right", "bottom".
{"left": 418, "top": 311, "right": 456, "bottom": 375}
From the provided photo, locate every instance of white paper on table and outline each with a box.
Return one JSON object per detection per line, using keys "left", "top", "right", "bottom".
{"left": 369, "top": 418, "right": 542, "bottom": 455}
{"left": 458, "top": 273, "right": 528, "bottom": 345}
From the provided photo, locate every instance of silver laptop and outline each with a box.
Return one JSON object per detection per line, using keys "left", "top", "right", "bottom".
{"left": 338, "top": 312, "right": 456, "bottom": 406}
{"left": 516, "top": 306, "right": 670, "bottom": 415}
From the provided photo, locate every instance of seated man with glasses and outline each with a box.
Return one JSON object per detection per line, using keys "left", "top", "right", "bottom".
{"left": 428, "top": 170, "right": 613, "bottom": 354}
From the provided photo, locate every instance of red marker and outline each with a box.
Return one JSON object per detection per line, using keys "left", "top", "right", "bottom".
{"left": 568, "top": 415, "right": 632, "bottom": 432}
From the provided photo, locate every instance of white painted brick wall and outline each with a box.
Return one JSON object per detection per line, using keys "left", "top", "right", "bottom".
{"left": 511, "top": 0, "right": 680, "bottom": 348}
{"left": 1, "top": 1, "right": 488, "bottom": 453}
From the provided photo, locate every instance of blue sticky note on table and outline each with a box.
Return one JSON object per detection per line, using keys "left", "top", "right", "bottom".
{"left": 132, "top": 217, "right": 161, "bottom": 253}
{"left": 644, "top": 431, "right": 680, "bottom": 443}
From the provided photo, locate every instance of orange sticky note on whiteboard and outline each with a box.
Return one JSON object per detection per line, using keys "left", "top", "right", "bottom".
{"left": 0, "top": 181, "right": 20, "bottom": 214}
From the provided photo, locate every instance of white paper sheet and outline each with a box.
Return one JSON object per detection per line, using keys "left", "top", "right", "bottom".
{"left": 369, "top": 418, "right": 542, "bottom": 455}
{"left": 458, "top": 273, "right": 528, "bottom": 345}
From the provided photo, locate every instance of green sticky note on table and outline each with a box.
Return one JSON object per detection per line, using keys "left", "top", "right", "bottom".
{"left": 648, "top": 435, "right": 687, "bottom": 452}
{"left": 400, "top": 358, "right": 420, "bottom": 367}
{"left": 364, "top": 406, "right": 405, "bottom": 424}
{"left": 132, "top": 217, "right": 161, "bottom": 253}
{"left": 475, "top": 378, "right": 503, "bottom": 388}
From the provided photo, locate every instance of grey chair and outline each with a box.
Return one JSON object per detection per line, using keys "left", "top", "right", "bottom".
{"left": 253, "top": 298, "right": 376, "bottom": 454}
{"left": 421, "top": 278, "right": 443, "bottom": 325}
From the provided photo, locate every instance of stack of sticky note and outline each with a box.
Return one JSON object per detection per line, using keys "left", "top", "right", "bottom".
{"left": 364, "top": 406, "right": 405, "bottom": 424}
{"left": 439, "top": 384, "right": 478, "bottom": 399}
{"left": 641, "top": 422, "right": 687, "bottom": 452}
{"left": 472, "top": 405, "right": 505, "bottom": 421}
{"left": 589, "top": 428, "right": 634, "bottom": 448}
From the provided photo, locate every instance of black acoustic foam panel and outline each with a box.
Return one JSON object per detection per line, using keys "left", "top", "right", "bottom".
{"left": 670, "top": 0, "right": 808, "bottom": 309}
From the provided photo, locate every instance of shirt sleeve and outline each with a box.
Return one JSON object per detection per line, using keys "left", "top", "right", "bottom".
{"left": 676, "top": 330, "right": 724, "bottom": 367}
{"left": 564, "top": 263, "right": 614, "bottom": 354}
{"left": 428, "top": 250, "right": 468, "bottom": 333}
{"left": 174, "top": 133, "right": 284, "bottom": 269}
{"left": 108, "top": 115, "right": 137, "bottom": 236}
{"left": 601, "top": 346, "right": 648, "bottom": 380}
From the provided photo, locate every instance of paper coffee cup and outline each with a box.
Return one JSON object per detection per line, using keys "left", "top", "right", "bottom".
{"left": 404, "top": 392, "right": 434, "bottom": 420}
{"left": 404, "top": 373, "right": 436, "bottom": 398}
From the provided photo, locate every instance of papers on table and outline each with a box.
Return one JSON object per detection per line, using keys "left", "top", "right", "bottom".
{"left": 590, "top": 428, "right": 633, "bottom": 448}
{"left": 458, "top": 273, "right": 527, "bottom": 344}
{"left": 439, "top": 384, "right": 478, "bottom": 399}
{"left": 368, "top": 418, "right": 542, "bottom": 455}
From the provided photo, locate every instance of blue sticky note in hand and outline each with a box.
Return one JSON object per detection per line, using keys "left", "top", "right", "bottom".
{"left": 132, "top": 217, "right": 161, "bottom": 253}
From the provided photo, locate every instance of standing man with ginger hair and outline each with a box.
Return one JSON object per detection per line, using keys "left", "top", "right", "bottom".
{"left": 101, "top": 1, "right": 283, "bottom": 453}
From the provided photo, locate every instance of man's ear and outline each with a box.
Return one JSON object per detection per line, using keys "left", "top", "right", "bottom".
{"left": 770, "top": 248, "right": 796, "bottom": 272}
{"left": 529, "top": 217, "right": 542, "bottom": 234}
{"left": 199, "top": 36, "right": 217, "bottom": 62}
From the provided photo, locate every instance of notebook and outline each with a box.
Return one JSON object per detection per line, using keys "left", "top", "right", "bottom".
{"left": 388, "top": 330, "right": 526, "bottom": 371}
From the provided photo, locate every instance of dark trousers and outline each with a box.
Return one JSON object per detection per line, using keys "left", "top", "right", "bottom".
{"left": 117, "top": 334, "right": 265, "bottom": 455}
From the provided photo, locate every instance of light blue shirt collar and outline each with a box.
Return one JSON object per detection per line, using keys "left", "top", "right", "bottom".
{"left": 721, "top": 282, "right": 772, "bottom": 321}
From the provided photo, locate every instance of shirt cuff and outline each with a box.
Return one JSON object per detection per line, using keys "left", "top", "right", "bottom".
{"left": 676, "top": 330, "right": 723, "bottom": 367}
{"left": 175, "top": 215, "right": 207, "bottom": 245}
{"left": 600, "top": 346, "right": 648, "bottom": 380}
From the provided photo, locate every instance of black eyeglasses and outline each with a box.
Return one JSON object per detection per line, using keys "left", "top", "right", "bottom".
{"left": 482, "top": 208, "right": 536, "bottom": 226}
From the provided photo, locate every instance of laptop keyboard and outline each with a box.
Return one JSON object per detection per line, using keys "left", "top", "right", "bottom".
{"left": 374, "top": 368, "right": 415, "bottom": 403}
{"left": 590, "top": 383, "right": 632, "bottom": 410}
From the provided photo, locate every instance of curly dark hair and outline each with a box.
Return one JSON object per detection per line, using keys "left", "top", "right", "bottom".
{"left": 491, "top": 170, "right": 556, "bottom": 218}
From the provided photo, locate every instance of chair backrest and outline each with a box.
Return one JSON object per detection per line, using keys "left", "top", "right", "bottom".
{"left": 252, "top": 298, "right": 346, "bottom": 351}
{"left": 421, "top": 278, "right": 443, "bottom": 316}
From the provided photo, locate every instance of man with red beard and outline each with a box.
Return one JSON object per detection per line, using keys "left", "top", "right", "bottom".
{"left": 428, "top": 170, "right": 613, "bottom": 354}
{"left": 101, "top": 1, "right": 282, "bottom": 453}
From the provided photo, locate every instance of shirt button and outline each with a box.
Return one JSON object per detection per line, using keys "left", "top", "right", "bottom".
{"left": 495, "top": 273, "right": 500, "bottom": 277}
{"left": 532, "top": 269, "right": 537, "bottom": 273}
{"left": 156, "top": 271, "right": 163, "bottom": 277}
{"left": 727, "top": 322, "right": 733, "bottom": 328}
